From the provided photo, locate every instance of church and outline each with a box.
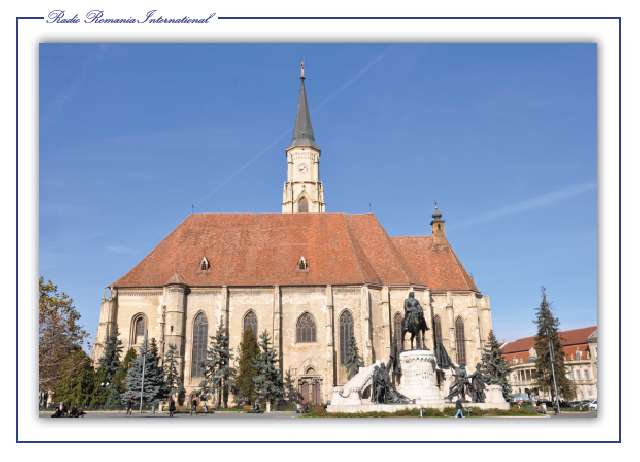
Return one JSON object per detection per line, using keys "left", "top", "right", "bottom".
{"left": 92, "top": 64, "right": 494, "bottom": 406}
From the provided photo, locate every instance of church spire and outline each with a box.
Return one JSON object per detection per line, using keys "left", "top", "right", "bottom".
{"left": 289, "top": 61, "right": 319, "bottom": 150}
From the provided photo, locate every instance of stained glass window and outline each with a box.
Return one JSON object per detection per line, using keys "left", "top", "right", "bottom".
{"left": 135, "top": 316, "right": 145, "bottom": 344}
{"left": 191, "top": 313, "right": 208, "bottom": 378}
{"left": 244, "top": 311, "right": 258, "bottom": 336}
{"left": 297, "top": 313, "right": 316, "bottom": 343}
{"left": 339, "top": 311, "right": 354, "bottom": 364}
{"left": 455, "top": 317, "right": 466, "bottom": 365}
{"left": 298, "top": 197, "right": 309, "bottom": 213}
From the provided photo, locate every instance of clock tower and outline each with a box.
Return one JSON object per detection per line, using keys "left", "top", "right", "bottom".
{"left": 282, "top": 62, "right": 326, "bottom": 213}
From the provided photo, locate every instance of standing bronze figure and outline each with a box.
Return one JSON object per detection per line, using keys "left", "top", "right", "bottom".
{"left": 401, "top": 292, "right": 430, "bottom": 350}
{"left": 445, "top": 362, "right": 468, "bottom": 402}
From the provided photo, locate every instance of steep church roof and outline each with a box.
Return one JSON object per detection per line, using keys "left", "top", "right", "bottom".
{"left": 112, "top": 213, "right": 478, "bottom": 291}
{"left": 288, "top": 63, "right": 319, "bottom": 150}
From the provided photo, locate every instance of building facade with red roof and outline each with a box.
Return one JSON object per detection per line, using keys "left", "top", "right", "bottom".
{"left": 92, "top": 64, "right": 494, "bottom": 406}
{"left": 500, "top": 326, "right": 597, "bottom": 401}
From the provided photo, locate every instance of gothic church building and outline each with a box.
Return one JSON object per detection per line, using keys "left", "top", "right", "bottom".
{"left": 93, "top": 64, "right": 494, "bottom": 406}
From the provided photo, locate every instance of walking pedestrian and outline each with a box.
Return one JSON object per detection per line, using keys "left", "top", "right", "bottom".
{"left": 169, "top": 399, "right": 176, "bottom": 417}
{"left": 190, "top": 398, "right": 198, "bottom": 416}
{"left": 126, "top": 398, "right": 132, "bottom": 415}
{"left": 455, "top": 398, "right": 465, "bottom": 418}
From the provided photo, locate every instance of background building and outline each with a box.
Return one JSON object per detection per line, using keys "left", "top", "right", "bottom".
{"left": 92, "top": 66, "right": 493, "bottom": 406}
{"left": 501, "top": 326, "right": 597, "bottom": 401}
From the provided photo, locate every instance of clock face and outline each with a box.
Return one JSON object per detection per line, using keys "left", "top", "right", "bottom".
{"left": 298, "top": 163, "right": 309, "bottom": 174}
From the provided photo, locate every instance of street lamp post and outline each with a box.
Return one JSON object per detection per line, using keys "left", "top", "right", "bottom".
{"left": 549, "top": 340, "right": 560, "bottom": 415}
{"left": 140, "top": 329, "right": 148, "bottom": 413}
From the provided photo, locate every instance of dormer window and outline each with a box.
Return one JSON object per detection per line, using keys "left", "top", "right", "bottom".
{"left": 298, "top": 256, "right": 307, "bottom": 270}
{"left": 200, "top": 256, "right": 209, "bottom": 271}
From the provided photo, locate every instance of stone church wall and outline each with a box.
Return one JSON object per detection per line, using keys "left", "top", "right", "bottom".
{"left": 96, "top": 285, "right": 492, "bottom": 405}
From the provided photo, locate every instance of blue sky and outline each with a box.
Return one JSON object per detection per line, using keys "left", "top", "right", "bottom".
{"left": 39, "top": 43, "right": 596, "bottom": 348}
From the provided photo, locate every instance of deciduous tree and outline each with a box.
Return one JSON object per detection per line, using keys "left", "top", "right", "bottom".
{"left": 39, "top": 277, "right": 91, "bottom": 394}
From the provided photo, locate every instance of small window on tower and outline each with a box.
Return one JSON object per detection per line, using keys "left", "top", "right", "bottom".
{"left": 298, "top": 197, "right": 309, "bottom": 213}
{"left": 438, "top": 224, "right": 441, "bottom": 230}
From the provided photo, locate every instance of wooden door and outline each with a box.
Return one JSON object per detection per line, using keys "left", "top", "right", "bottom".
{"left": 312, "top": 382, "right": 321, "bottom": 406}
{"left": 300, "top": 382, "right": 309, "bottom": 404}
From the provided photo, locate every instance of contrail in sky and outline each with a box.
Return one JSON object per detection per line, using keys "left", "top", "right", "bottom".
{"left": 448, "top": 180, "right": 597, "bottom": 231}
{"left": 116, "top": 45, "right": 396, "bottom": 269}
{"left": 195, "top": 44, "right": 397, "bottom": 206}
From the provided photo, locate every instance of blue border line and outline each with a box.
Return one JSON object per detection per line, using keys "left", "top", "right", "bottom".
{"left": 19, "top": 16, "right": 620, "bottom": 444}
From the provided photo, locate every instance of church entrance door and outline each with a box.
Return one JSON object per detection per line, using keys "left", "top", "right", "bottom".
{"left": 300, "top": 382, "right": 309, "bottom": 404}
{"left": 312, "top": 381, "right": 321, "bottom": 406}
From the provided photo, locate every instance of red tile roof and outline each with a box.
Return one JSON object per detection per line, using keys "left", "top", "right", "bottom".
{"left": 501, "top": 327, "right": 596, "bottom": 363}
{"left": 391, "top": 236, "right": 479, "bottom": 291}
{"left": 112, "top": 213, "right": 479, "bottom": 291}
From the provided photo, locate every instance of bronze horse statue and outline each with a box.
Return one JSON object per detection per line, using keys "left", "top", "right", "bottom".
{"left": 401, "top": 292, "right": 430, "bottom": 350}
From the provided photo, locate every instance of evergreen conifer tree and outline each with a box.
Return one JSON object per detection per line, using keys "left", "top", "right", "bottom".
{"left": 531, "top": 287, "right": 575, "bottom": 402}
{"left": 283, "top": 368, "right": 301, "bottom": 404}
{"left": 105, "top": 384, "right": 122, "bottom": 406}
{"left": 235, "top": 327, "right": 260, "bottom": 404}
{"left": 163, "top": 343, "right": 185, "bottom": 401}
{"left": 113, "top": 347, "right": 137, "bottom": 393}
{"left": 477, "top": 330, "right": 512, "bottom": 399}
{"left": 252, "top": 330, "right": 284, "bottom": 406}
{"left": 197, "top": 321, "right": 235, "bottom": 408}
{"left": 98, "top": 324, "right": 124, "bottom": 383}
{"left": 122, "top": 338, "right": 165, "bottom": 407}
{"left": 55, "top": 353, "right": 99, "bottom": 407}
{"left": 345, "top": 333, "right": 365, "bottom": 380}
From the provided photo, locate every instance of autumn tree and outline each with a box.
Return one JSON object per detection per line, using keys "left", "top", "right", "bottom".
{"left": 531, "top": 287, "right": 575, "bottom": 402}
{"left": 39, "top": 277, "right": 91, "bottom": 395}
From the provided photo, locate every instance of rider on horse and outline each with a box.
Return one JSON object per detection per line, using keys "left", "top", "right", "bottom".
{"left": 402, "top": 292, "right": 430, "bottom": 349}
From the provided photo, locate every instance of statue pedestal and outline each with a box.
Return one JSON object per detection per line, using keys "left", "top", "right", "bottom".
{"left": 397, "top": 350, "right": 445, "bottom": 405}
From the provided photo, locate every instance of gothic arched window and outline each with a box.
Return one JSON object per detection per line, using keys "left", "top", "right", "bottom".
{"left": 243, "top": 311, "right": 258, "bottom": 336}
{"left": 298, "top": 197, "right": 309, "bottom": 213}
{"left": 433, "top": 315, "right": 442, "bottom": 345}
{"left": 192, "top": 313, "right": 208, "bottom": 378}
{"left": 339, "top": 310, "right": 354, "bottom": 365}
{"left": 134, "top": 316, "right": 146, "bottom": 344}
{"left": 297, "top": 313, "right": 316, "bottom": 343}
{"left": 455, "top": 316, "right": 466, "bottom": 365}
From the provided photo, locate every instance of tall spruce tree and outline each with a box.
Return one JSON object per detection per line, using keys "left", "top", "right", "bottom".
{"left": 345, "top": 333, "right": 365, "bottom": 380}
{"left": 112, "top": 347, "right": 137, "bottom": 393}
{"left": 98, "top": 324, "right": 124, "bottom": 384}
{"left": 531, "top": 287, "right": 575, "bottom": 402}
{"left": 122, "top": 338, "right": 165, "bottom": 407}
{"left": 252, "top": 330, "right": 284, "bottom": 405}
{"left": 105, "top": 384, "right": 122, "bottom": 406}
{"left": 163, "top": 343, "right": 185, "bottom": 401}
{"left": 54, "top": 353, "right": 99, "bottom": 407}
{"left": 477, "top": 330, "right": 513, "bottom": 399}
{"left": 235, "top": 327, "right": 260, "bottom": 404}
{"left": 283, "top": 368, "right": 301, "bottom": 404}
{"left": 197, "top": 321, "right": 235, "bottom": 408}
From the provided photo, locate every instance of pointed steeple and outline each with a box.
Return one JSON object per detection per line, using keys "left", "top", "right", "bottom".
{"left": 289, "top": 61, "right": 319, "bottom": 150}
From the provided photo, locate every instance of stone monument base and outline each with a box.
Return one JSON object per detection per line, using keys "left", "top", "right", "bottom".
{"left": 396, "top": 349, "right": 445, "bottom": 406}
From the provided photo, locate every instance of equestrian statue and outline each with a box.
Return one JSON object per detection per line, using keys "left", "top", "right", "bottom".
{"left": 401, "top": 292, "right": 430, "bottom": 350}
